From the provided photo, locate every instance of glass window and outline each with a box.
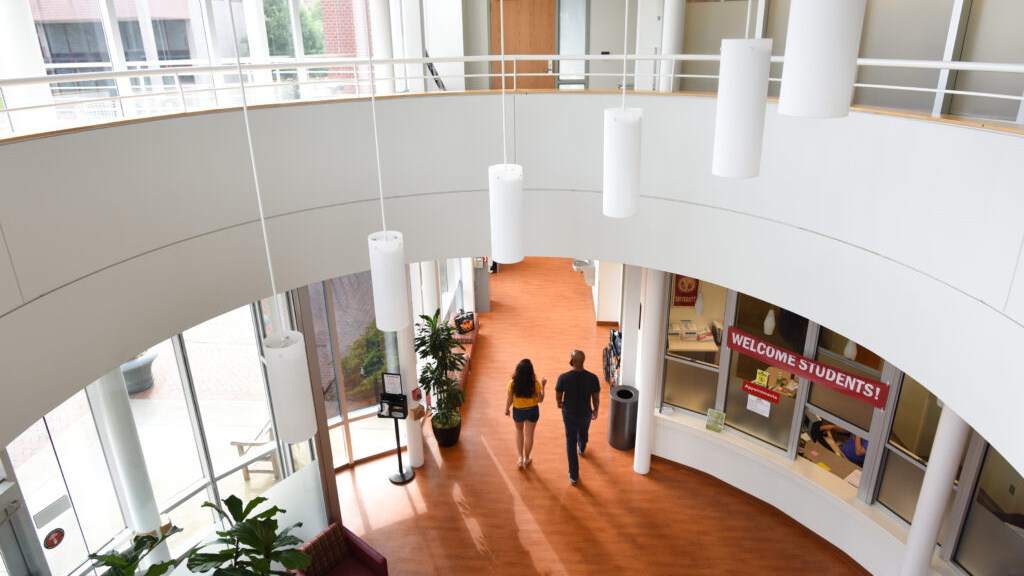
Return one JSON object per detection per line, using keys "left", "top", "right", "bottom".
{"left": 799, "top": 413, "right": 869, "bottom": 487}
{"left": 808, "top": 327, "right": 882, "bottom": 431}
{"left": 262, "top": 0, "right": 297, "bottom": 57}
{"left": 183, "top": 305, "right": 275, "bottom": 477}
{"left": 330, "top": 272, "right": 396, "bottom": 415}
{"left": 723, "top": 294, "right": 806, "bottom": 450}
{"left": 666, "top": 276, "right": 726, "bottom": 366}
{"left": 557, "top": 0, "right": 586, "bottom": 88}
{"left": 954, "top": 447, "right": 1024, "bottom": 574}
{"left": 126, "top": 339, "right": 205, "bottom": 508}
{"left": 300, "top": 0, "right": 324, "bottom": 55}
{"left": 662, "top": 358, "right": 718, "bottom": 415}
{"left": 308, "top": 283, "right": 342, "bottom": 421}
{"left": 888, "top": 374, "right": 942, "bottom": 462}
{"left": 111, "top": 0, "right": 205, "bottom": 62}
{"left": 6, "top": 393, "right": 124, "bottom": 575}
{"left": 163, "top": 489, "right": 217, "bottom": 557}
{"left": 662, "top": 277, "right": 727, "bottom": 415}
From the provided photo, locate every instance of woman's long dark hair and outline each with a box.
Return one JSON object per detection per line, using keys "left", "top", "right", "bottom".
{"left": 512, "top": 359, "right": 536, "bottom": 398}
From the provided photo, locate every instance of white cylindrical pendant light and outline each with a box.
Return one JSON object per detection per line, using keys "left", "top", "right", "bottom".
{"left": 603, "top": 107, "right": 643, "bottom": 218}
{"left": 264, "top": 331, "right": 317, "bottom": 444}
{"left": 694, "top": 291, "right": 705, "bottom": 316}
{"left": 844, "top": 339, "right": 858, "bottom": 360}
{"left": 713, "top": 38, "right": 772, "bottom": 178}
{"left": 764, "top": 309, "right": 776, "bottom": 336}
{"left": 778, "top": 0, "right": 866, "bottom": 118}
{"left": 488, "top": 163, "right": 524, "bottom": 264}
{"left": 368, "top": 230, "right": 411, "bottom": 331}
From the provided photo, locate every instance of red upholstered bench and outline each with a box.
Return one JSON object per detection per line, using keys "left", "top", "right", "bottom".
{"left": 293, "top": 523, "right": 388, "bottom": 576}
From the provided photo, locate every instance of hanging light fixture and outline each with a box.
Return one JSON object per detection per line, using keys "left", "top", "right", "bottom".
{"left": 225, "top": 2, "right": 315, "bottom": 444}
{"left": 712, "top": 0, "right": 772, "bottom": 178}
{"left": 603, "top": 0, "right": 642, "bottom": 218}
{"left": 488, "top": 0, "right": 524, "bottom": 264}
{"left": 778, "top": 0, "right": 866, "bottom": 118}
{"left": 363, "top": 0, "right": 410, "bottom": 331}
{"left": 694, "top": 291, "right": 705, "bottom": 316}
{"left": 844, "top": 339, "right": 858, "bottom": 361}
{"left": 764, "top": 309, "right": 776, "bottom": 336}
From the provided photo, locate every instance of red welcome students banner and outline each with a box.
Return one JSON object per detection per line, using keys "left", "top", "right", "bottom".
{"left": 673, "top": 275, "right": 700, "bottom": 306}
{"left": 726, "top": 327, "right": 889, "bottom": 409}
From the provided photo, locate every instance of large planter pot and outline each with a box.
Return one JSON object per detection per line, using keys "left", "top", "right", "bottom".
{"left": 432, "top": 419, "right": 461, "bottom": 447}
{"left": 121, "top": 348, "right": 158, "bottom": 394}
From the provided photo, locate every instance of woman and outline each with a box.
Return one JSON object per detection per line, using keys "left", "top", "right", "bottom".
{"left": 504, "top": 359, "right": 546, "bottom": 468}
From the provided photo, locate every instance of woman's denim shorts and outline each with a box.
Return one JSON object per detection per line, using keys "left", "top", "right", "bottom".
{"left": 512, "top": 405, "right": 540, "bottom": 423}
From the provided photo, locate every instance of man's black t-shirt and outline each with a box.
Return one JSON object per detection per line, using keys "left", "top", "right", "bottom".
{"left": 556, "top": 369, "right": 601, "bottom": 419}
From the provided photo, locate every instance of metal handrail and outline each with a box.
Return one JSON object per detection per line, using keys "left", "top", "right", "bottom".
{"left": 2, "top": 53, "right": 1023, "bottom": 139}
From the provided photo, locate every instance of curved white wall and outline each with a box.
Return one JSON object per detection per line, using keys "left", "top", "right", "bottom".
{"left": 1, "top": 92, "right": 1023, "bottom": 484}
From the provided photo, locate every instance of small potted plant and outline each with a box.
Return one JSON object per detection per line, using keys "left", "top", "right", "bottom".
{"left": 88, "top": 525, "right": 182, "bottom": 576}
{"left": 186, "top": 495, "right": 311, "bottom": 575}
{"left": 414, "top": 309, "right": 467, "bottom": 447}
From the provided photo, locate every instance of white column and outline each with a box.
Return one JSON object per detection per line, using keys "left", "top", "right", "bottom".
{"left": 0, "top": 0, "right": 56, "bottom": 134}
{"left": 461, "top": 258, "right": 476, "bottom": 313}
{"left": 287, "top": 0, "right": 310, "bottom": 95}
{"left": 401, "top": 0, "right": 427, "bottom": 93}
{"left": 634, "top": 269, "right": 667, "bottom": 474}
{"left": 399, "top": 269, "right": 424, "bottom": 467}
{"left": 86, "top": 369, "right": 168, "bottom": 562}
{"left": 242, "top": 0, "right": 274, "bottom": 90}
{"left": 899, "top": 404, "right": 970, "bottom": 576}
{"left": 133, "top": 0, "right": 161, "bottom": 66}
{"left": 420, "top": 260, "right": 441, "bottom": 316}
{"left": 619, "top": 265, "right": 643, "bottom": 387}
{"left": 98, "top": 0, "right": 137, "bottom": 116}
{"left": 658, "top": 0, "right": 685, "bottom": 93}
{"left": 634, "top": 0, "right": 664, "bottom": 92}
{"left": 369, "top": 0, "right": 396, "bottom": 94}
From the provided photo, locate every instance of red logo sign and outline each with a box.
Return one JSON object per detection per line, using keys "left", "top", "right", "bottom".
{"left": 726, "top": 327, "right": 889, "bottom": 409}
{"left": 672, "top": 275, "right": 700, "bottom": 307}
{"left": 743, "top": 381, "right": 780, "bottom": 404}
{"left": 44, "top": 528, "right": 65, "bottom": 549}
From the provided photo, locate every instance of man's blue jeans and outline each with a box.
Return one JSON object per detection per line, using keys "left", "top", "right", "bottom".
{"left": 562, "top": 411, "right": 592, "bottom": 481}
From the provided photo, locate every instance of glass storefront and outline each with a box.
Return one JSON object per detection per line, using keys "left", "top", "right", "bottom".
{"left": 954, "top": 447, "right": 1024, "bottom": 574}
{"left": 2, "top": 295, "right": 316, "bottom": 575}
{"left": 723, "top": 294, "right": 806, "bottom": 450}
{"left": 662, "top": 276, "right": 727, "bottom": 415}
{"left": 656, "top": 275, "right": 1024, "bottom": 573}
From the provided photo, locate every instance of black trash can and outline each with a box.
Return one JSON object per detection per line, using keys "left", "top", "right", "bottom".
{"left": 607, "top": 385, "right": 639, "bottom": 450}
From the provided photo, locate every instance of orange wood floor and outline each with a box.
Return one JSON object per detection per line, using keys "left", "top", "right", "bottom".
{"left": 336, "top": 257, "right": 866, "bottom": 575}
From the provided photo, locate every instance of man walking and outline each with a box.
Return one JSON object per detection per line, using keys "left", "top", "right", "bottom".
{"left": 555, "top": 350, "right": 601, "bottom": 486}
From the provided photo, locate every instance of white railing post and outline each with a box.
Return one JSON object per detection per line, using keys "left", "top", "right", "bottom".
{"left": 176, "top": 71, "right": 188, "bottom": 113}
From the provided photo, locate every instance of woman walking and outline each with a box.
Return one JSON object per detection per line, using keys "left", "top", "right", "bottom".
{"left": 504, "top": 359, "right": 547, "bottom": 468}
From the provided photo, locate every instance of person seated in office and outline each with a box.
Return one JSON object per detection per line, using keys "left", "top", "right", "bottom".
{"left": 809, "top": 421, "right": 869, "bottom": 466}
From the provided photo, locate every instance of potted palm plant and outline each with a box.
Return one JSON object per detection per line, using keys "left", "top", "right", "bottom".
{"left": 414, "top": 308, "right": 467, "bottom": 447}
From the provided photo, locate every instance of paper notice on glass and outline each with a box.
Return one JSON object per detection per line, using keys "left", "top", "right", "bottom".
{"left": 746, "top": 395, "right": 771, "bottom": 417}
{"left": 844, "top": 469, "right": 862, "bottom": 488}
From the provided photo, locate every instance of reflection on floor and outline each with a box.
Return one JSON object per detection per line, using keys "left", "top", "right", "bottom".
{"left": 336, "top": 257, "right": 867, "bottom": 574}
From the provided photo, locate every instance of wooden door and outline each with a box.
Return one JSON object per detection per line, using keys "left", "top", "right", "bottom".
{"left": 489, "top": 0, "right": 557, "bottom": 90}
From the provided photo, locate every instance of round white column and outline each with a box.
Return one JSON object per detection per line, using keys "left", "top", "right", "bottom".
{"left": 634, "top": 269, "right": 667, "bottom": 474}
{"left": 0, "top": 0, "right": 56, "bottom": 133}
{"left": 86, "top": 369, "right": 168, "bottom": 562}
{"left": 899, "top": 404, "right": 970, "bottom": 576}
{"left": 618, "top": 264, "right": 644, "bottom": 386}
{"left": 398, "top": 267, "right": 424, "bottom": 467}
{"left": 658, "top": 0, "right": 686, "bottom": 93}
{"left": 369, "top": 0, "right": 396, "bottom": 95}
{"left": 420, "top": 260, "right": 441, "bottom": 316}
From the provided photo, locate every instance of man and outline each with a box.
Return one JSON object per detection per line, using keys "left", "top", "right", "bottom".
{"left": 555, "top": 349, "right": 601, "bottom": 486}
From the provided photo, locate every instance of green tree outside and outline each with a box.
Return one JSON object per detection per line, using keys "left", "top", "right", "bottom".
{"left": 340, "top": 321, "right": 395, "bottom": 406}
{"left": 261, "top": 0, "right": 324, "bottom": 57}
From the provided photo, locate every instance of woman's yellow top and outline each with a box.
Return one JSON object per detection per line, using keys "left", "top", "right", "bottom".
{"left": 507, "top": 379, "right": 542, "bottom": 409}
